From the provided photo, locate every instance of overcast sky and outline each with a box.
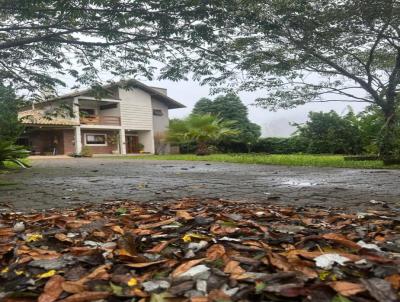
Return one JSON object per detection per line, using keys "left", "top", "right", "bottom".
{"left": 142, "top": 79, "right": 368, "bottom": 137}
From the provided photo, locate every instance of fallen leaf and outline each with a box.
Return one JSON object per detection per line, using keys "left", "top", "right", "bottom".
{"left": 223, "top": 260, "right": 245, "bottom": 279}
{"left": 126, "top": 260, "right": 167, "bottom": 268}
{"left": 37, "top": 269, "right": 57, "bottom": 279}
{"left": 140, "top": 218, "right": 176, "bottom": 229}
{"left": 171, "top": 258, "right": 206, "bottom": 277}
{"left": 321, "top": 233, "right": 361, "bottom": 250}
{"left": 385, "top": 274, "right": 400, "bottom": 290}
{"left": 56, "top": 291, "right": 110, "bottom": 302}
{"left": 206, "top": 244, "right": 226, "bottom": 261}
{"left": 361, "top": 278, "right": 398, "bottom": 302}
{"left": 329, "top": 281, "right": 366, "bottom": 296}
{"left": 176, "top": 210, "right": 193, "bottom": 220}
{"left": 38, "top": 275, "right": 65, "bottom": 302}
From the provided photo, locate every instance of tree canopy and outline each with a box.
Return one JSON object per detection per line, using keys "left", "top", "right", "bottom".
{"left": 294, "top": 110, "right": 364, "bottom": 154}
{"left": 192, "top": 94, "right": 261, "bottom": 149}
{"left": 196, "top": 0, "right": 400, "bottom": 157}
{"left": 0, "top": 0, "right": 225, "bottom": 99}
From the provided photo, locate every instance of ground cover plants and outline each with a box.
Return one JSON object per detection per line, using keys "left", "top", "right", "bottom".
{"left": 117, "top": 154, "right": 400, "bottom": 169}
{"left": 1, "top": 198, "right": 399, "bottom": 302}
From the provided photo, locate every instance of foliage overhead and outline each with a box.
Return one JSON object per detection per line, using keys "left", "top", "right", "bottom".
{"left": 167, "top": 114, "right": 239, "bottom": 155}
{"left": 190, "top": 0, "right": 400, "bottom": 157}
{"left": 192, "top": 93, "right": 261, "bottom": 147}
{"left": 0, "top": 0, "right": 226, "bottom": 100}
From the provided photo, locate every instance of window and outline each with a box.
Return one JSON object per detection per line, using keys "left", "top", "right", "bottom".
{"left": 85, "top": 133, "right": 107, "bottom": 146}
{"left": 100, "top": 103, "right": 118, "bottom": 110}
{"left": 80, "top": 108, "right": 96, "bottom": 116}
{"left": 153, "top": 109, "right": 163, "bottom": 116}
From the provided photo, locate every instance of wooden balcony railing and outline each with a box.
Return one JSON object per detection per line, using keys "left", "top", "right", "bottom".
{"left": 80, "top": 115, "right": 121, "bottom": 126}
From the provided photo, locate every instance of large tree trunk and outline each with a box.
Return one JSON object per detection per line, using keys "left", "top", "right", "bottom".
{"left": 196, "top": 141, "right": 210, "bottom": 156}
{"left": 380, "top": 105, "right": 398, "bottom": 162}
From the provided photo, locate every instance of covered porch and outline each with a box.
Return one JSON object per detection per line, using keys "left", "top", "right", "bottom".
{"left": 20, "top": 127, "right": 75, "bottom": 156}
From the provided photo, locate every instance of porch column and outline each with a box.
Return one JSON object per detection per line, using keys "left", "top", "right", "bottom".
{"left": 119, "top": 129, "right": 126, "bottom": 155}
{"left": 73, "top": 97, "right": 80, "bottom": 123}
{"left": 74, "top": 126, "right": 82, "bottom": 154}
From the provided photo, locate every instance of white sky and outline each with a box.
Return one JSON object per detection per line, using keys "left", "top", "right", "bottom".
{"left": 142, "top": 79, "right": 367, "bottom": 137}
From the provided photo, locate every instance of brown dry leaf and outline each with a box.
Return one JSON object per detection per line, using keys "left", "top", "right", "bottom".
{"left": 68, "top": 264, "right": 110, "bottom": 287}
{"left": 266, "top": 253, "right": 292, "bottom": 271}
{"left": 208, "top": 289, "right": 231, "bottom": 301}
{"left": 38, "top": 275, "right": 65, "bottom": 302}
{"left": 110, "top": 225, "right": 124, "bottom": 234}
{"left": 55, "top": 233, "right": 73, "bottom": 243}
{"left": 223, "top": 260, "right": 246, "bottom": 279}
{"left": 385, "top": 274, "right": 400, "bottom": 290}
{"left": 62, "top": 282, "right": 87, "bottom": 294}
{"left": 176, "top": 210, "right": 193, "bottom": 220}
{"left": 0, "top": 228, "right": 15, "bottom": 236}
{"left": 190, "top": 297, "right": 208, "bottom": 302}
{"left": 57, "top": 291, "right": 110, "bottom": 302}
{"left": 147, "top": 239, "right": 175, "bottom": 253}
{"left": 139, "top": 217, "right": 176, "bottom": 229}
{"left": 329, "top": 281, "right": 366, "bottom": 296}
{"left": 171, "top": 258, "right": 206, "bottom": 277}
{"left": 206, "top": 244, "right": 226, "bottom": 261}
{"left": 210, "top": 224, "right": 238, "bottom": 235}
{"left": 321, "top": 233, "right": 361, "bottom": 250}
{"left": 126, "top": 259, "right": 167, "bottom": 268}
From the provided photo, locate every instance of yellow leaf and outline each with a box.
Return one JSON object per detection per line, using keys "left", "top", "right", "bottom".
{"left": 182, "top": 233, "right": 210, "bottom": 243}
{"left": 26, "top": 233, "right": 43, "bottom": 242}
{"left": 127, "top": 278, "right": 138, "bottom": 286}
{"left": 15, "top": 270, "right": 25, "bottom": 276}
{"left": 1, "top": 267, "right": 9, "bottom": 274}
{"left": 37, "top": 269, "right": 57, "bottom": 279}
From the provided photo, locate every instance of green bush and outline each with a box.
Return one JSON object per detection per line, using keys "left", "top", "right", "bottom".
{"left": 252, "top": 137, "right": 308, "bottom": 154}
{"left": 80, "top": 146, "right": 93, "bottom": 157}
{"left": 0, "top": 141, "right": 29, "bottom": 168}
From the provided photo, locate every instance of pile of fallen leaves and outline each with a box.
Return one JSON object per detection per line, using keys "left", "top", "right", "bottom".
{"left": 1, "top": 199, "right": 400, "bottom": 302}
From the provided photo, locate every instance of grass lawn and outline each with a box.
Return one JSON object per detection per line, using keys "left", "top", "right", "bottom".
{"left": 115, "top": 153, "right": 400, "bottom": 169}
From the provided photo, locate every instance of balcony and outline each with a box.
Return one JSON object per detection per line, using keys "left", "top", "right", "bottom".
{"left": 80, "top": 115, "right": 121, "bottom": 126}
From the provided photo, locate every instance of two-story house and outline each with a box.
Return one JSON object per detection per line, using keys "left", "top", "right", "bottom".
{"left": 18, "top": 79, "right": 185, "bottom": 155}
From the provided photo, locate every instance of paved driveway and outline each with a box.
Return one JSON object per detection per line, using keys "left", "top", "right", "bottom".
{"left": 1, "top": 158, "right": 399, "bottom": 211}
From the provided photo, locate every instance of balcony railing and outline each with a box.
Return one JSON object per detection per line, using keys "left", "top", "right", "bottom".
{"left": 80, "top": 115, "right": 121, "bottom": 126}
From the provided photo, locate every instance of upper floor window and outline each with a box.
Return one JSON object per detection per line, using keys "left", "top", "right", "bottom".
{"left": 80, "top": 108, "right": 96, "bottom": 117}
{"left": 153, "top": 109, "right": 163, "bottom": 116}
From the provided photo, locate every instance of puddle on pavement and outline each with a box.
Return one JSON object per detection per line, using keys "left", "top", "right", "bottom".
{"left": 281, "top": 180, "right": 318, "bottom": 187}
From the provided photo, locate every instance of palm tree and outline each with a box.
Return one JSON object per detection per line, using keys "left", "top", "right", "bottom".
{"left": 0, "top": 141, "right": 30, "bottom": 168}
{"left": 167, "top": 114, "right": 240, "bottom": 155}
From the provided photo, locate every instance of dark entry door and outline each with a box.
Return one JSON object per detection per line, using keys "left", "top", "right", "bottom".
{"left": 126, "top": 135, "right": 139, "bottom": 153}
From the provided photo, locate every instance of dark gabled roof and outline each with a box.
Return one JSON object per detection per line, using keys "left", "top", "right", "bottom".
{"left": 50, "top": 79, "right": 185, "bottom": 109}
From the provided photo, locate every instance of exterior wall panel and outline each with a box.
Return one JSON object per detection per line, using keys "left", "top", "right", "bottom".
{"left": 119, "top": 88, "right": 153, "bottom": 130}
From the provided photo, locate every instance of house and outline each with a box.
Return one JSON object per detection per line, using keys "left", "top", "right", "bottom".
{"left": 18, "top": 79, "right": 185, "bottom": 155}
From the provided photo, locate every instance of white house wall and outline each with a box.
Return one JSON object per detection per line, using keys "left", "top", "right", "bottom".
{"left": 151, "top": 98, "right": 169, "bottom": 134}
{"left": 118, "top": 88, "right": 153, "bottom": 130}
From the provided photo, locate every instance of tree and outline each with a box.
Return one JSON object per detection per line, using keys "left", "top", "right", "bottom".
{"left": 0, "top": 84, "right": 25, "bottom": 143}
{"left": 166, "top": 114, "right": 239, "bottom": 155}
{"left": 0, "top": 0, "right": 225, "bottom": 99}
{"left": 192, "top": 93, "right": 261, "bottom": 151}
{"left": 294, "top": 111, "right": 363, "bottom": 154}
{"left": 196, "top": 0, "right": 400, "bottom": 159}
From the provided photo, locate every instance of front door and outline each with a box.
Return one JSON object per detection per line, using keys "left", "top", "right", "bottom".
{"left": 126, "top": 135, "right": 139, "bottom": 153}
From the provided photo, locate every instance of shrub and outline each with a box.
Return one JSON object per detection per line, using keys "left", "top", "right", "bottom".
{"left": 80, "top": 146, "right": 93, "bottom": 157}
{"left": 0, "top": 141, "right": 29, "bottom": 168}
{"left": 252, "top": 137, "right": 308, "bottom": 154}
